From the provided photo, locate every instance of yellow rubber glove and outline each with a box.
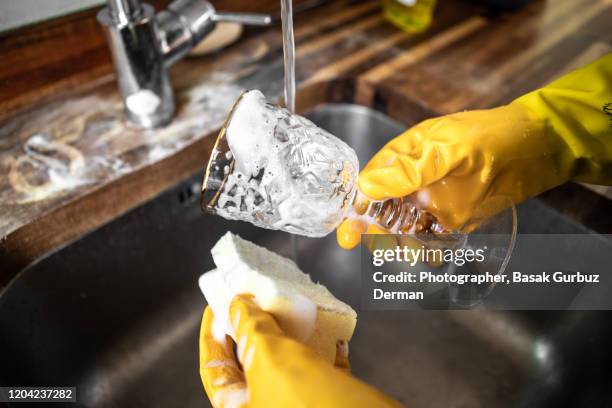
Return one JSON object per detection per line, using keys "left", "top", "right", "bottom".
{"left": 338, "top": 53, "right": 612, "bottom": 249}
{"left": 200, "top": 295, "right": 403, "bottom": 408}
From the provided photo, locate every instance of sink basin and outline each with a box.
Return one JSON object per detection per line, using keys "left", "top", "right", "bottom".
{"left": 1, "top": 104, "right": 611, "bottom": 408}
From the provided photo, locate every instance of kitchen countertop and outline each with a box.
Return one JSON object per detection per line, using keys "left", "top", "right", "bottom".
{"left": 1, "top": 0, "right": 611, "bottom": 286}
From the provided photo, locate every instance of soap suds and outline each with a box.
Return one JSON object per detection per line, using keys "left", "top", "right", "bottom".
{"left": 278, "top": 293, "right": 318, "bottom": 342}
{"left": 211, "top": 319, "right": 229, "bottom": 345}
{"left": 8, "top": 134, "right": 93, "bottom": 203}
{"left": 126, "top": 90, "right": 161, "bottom": 116}
{"left": 212, "top": 387, "right": 248, "bottom": 408}
{"left": 148, "top": 144, "right": 176, "bottom": 162}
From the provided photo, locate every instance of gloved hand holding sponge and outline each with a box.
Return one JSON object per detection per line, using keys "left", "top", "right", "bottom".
{"left": 199, "top": 233, "right": 403, "bottom": 408}
{"left": 338, "top": 53, "right": 612, "bottom": 249}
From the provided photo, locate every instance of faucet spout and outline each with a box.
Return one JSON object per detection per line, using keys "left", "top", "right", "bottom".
{"left": 97, "top": 0, "right": 272, "bottom": 129}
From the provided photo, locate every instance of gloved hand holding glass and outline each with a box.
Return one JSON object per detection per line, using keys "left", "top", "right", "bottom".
{"left": 338, "top": 53, "right": 612, "bottom": 249}
{"left": 202, "top": 88, "right": 517, "bottom": 277}
{"left": 202, "top": 54, "right": 612, "bottom": 249}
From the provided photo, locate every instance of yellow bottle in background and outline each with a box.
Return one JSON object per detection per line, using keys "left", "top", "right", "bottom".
{"left": 382, "top": 0, "right": 436, "bottom": 33}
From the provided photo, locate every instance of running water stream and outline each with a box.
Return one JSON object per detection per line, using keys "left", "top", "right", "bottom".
{"left": 280, "top": 0, "right": 300, "bottom": 262}
{"left": 281, "top": 0, "right": 296, "bottom": 113}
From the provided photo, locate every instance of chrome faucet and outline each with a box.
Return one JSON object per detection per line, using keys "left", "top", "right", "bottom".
{"left": 98, "top": 0, "right": 272, "bottom": 128}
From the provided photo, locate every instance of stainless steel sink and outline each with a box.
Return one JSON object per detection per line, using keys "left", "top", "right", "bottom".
{"left": 1, "top": 104, "right": 611, "bottom": 408}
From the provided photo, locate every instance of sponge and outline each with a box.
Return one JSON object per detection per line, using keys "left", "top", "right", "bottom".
{"left": 199, "top": 232, "right": 357, "bottom": 363}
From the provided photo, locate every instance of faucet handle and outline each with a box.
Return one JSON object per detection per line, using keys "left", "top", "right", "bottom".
{"left": 160, "top": 0, "right": 273, "bottom": 65}
{"left": 212, "top": 12, "right": 272, "bottom": 26}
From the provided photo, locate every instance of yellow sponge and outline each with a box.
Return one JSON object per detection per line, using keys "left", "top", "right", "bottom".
{"left": 199, "top": 232, "right": 357, "bottom": 363}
